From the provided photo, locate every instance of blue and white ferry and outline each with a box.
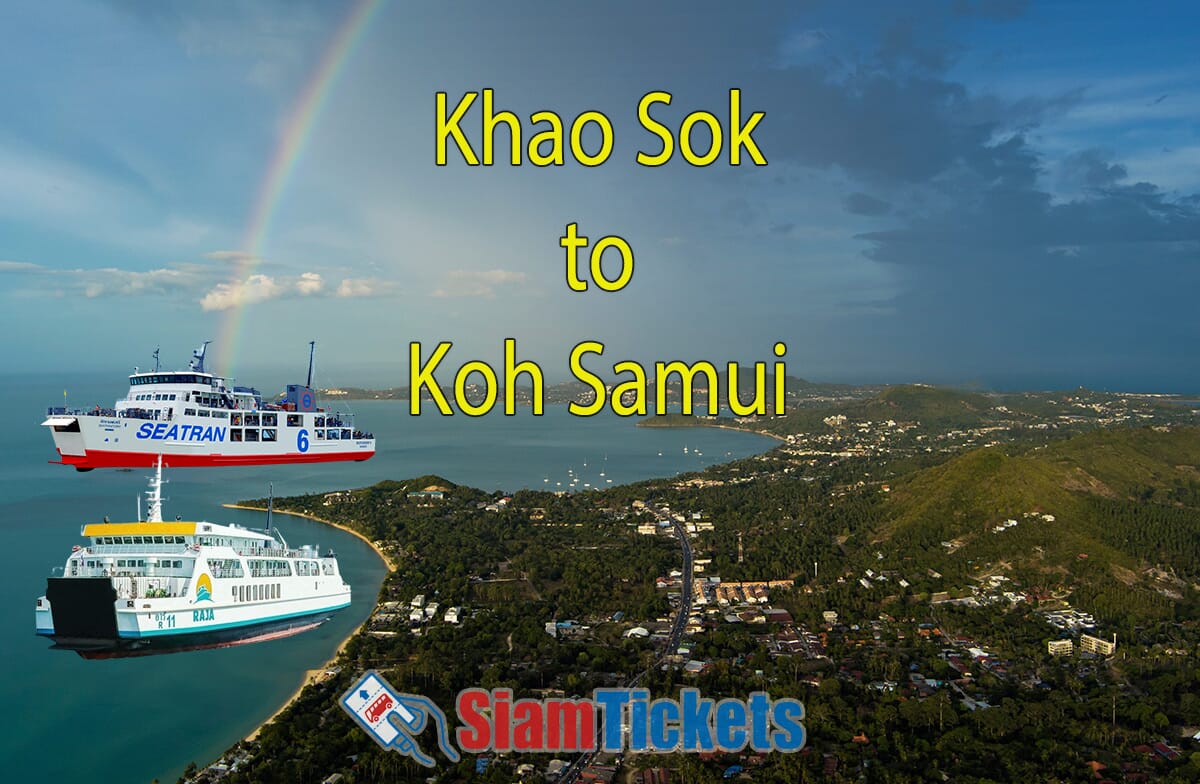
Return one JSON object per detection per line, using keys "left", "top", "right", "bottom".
{"left": 43, "top": 342, "right": 375, "bottom": 470}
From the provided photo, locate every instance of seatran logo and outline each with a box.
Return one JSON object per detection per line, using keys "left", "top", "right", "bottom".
{"left": 342, "top": 671, "right": 805, "bottom": 768}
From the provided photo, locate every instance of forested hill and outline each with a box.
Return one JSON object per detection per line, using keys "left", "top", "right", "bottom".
{"left": 872, "top": 426, "right": 1200, "bottom": 618}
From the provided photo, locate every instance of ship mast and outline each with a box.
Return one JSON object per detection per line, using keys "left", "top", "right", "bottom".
{"left": 146, "top": 455, "right": 166, "bottom": 523}
{"left": 306, "top": 341, "right": 316, "bottom": 388}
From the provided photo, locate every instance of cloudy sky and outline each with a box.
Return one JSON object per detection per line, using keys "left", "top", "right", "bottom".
{"left": 1, "top": 0, "right": 1197, "bottom": 391}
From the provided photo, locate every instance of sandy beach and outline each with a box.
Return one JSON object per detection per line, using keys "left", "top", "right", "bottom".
{"left": 221, "top": 504, "right": 397, "bottom": 742}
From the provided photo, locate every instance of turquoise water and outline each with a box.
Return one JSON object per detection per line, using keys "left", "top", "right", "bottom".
{"left": 0, "top": 374, "right": 774, "bottom": 783}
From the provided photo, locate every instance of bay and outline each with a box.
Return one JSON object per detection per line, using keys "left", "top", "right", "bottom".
{"left": 0, "top": 374, "right": 775, "bottom": 783}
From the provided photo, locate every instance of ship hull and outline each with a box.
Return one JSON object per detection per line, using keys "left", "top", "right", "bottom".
{"left": 54, "top": 447, "right": 374, "bottom": 469}
{"left": 46, "top": 412, "right": 374, "bottom": 469}
{"left": 39, "top": 576, "right": 351, "bottom": 658}
{"left": 51, "top": 614, "right": 334, "bottom": 659}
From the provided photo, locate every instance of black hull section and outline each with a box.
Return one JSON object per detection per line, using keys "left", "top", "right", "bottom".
{"left": 45, "top": 610, "right": 334, "bottom": 659}
{"left": 45, "top": 577, "right": 119, "bottom": 640}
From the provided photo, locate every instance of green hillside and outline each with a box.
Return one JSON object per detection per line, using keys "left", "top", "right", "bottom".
{"left": 870, "top": 426, "right": 1200, "bottom": 619}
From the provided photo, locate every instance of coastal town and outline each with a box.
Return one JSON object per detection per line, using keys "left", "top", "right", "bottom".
{"left": 185, "top": 386, "right": 1200, "bottom": 783}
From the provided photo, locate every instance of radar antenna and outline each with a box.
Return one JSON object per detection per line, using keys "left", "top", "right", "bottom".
{"left": 189, "top": 341, "right": 212, "bottom": 374}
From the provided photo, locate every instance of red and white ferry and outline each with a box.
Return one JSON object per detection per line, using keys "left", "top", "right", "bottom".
{"left": 44, "top": 343, "right": 375, "bottom": 470}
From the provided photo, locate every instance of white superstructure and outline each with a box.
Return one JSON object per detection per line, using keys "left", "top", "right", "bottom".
{"left": 43, "top": 342, "right": 375, "bottom": 470}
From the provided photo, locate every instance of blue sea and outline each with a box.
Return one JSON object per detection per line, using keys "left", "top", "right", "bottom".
{"left": 0, "top": 374, "right": 774, "bottom": 783}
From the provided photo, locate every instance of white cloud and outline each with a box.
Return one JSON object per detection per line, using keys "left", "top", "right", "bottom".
{"left": 0, "top": 260, "right": 44, "bottom": 273}
{"left": 335, "top": 277, "right": 380, "bottom": 298}
{"left": 432, "top": 269, "right": 527, "bottom": 299}
{"left": 296, "top": 271, "right": 324, "bottom": 295}
{"left": 83, "top": 266, "right": 209, "bottom": 298}
{"left": 199, "top": 273, "right": 284, "bottom": 311}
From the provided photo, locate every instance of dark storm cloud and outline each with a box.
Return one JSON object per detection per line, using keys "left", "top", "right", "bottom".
{"left": 844, "top": 192, "right": 892, "bottom": 216}
{"left": 853, "top": 130, "right": 1200, "bottom": 385}
{"left": 1058, "top": 149, "right": 1129, "bottom": 192}
{"left": 740, "top": 3, "right": 1198, "bottom": 387}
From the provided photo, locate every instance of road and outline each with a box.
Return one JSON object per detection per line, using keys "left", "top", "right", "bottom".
{"left": 560, "top": 516, "right": 694, "bottom": 783}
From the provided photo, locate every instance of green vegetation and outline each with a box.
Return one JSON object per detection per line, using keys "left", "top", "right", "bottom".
{"left": 198, "top": 421, "right": 1200, "bottom": 784}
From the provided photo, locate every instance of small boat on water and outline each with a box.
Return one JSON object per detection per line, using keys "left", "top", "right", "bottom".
{"left": 34, "top": 459, "right": 351, "bottom": 658}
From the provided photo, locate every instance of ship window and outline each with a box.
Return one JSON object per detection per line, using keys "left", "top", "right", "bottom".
{"left": 231, "top": 413, "right": 242, "bottom": 426}
{"left": 238, "top": 585, "right": 244, "bottom": 602}
{"left": 342, "top": 429, "right": 352, "bottom": 439}
{"left": 287, "top": 414, "right": 302, "bottom": 427}
{"left": 230, "top": 429, "right": 242, "bottom": 442}
{"left": 315, "top": 416, "right": 326, "bottom": 427}
{"left": 245, "top": 413, "right": 260, "bottom": 426}
{"left": 262, "top": 429, "right": 277, "bottom": 442}
{"left": 137, "top": 559, "right": 145, "bottom": 567}
{"left": 132, "top": 536, "right": 143, "bottom": 545}
{"left": 245, "top": 429, "right": 259, "bottom": 442}
{"left": 328, "top": 429, "right": 340, "bottom": 440}
{"left": 175, "top": 536, "right": 185, "bottom": 544}
{"left": 185, "top": 408, "right": 197, "bottom": 416}
{"left": 122, "top": 536, "right": 133, "bottom": 544}
{"left": 117, "top": 559, "right": 126, "bottom": 568}
{"left": 174, "top": 560, "right": 182, "bottom": 568}
{"left": 262, "top": 413, "right": 277, "bottom": 426}
{"left": 153, "top": 536, "right": 163, "bottom": 544}
{"left": 315, "top": 429, "right": 325, "bottom": 440}
{"left": 198, "top": 409, "right": 210, "bottom": 418}
{"left": 212, "top": 411, "right": 228, "bottom": 419}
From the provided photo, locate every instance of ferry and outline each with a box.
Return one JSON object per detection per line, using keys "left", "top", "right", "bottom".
{"left": 43, "top": 342, "right": 375, "bottom": 470}
{"left": 34, "top": 460, "right": 352, "bottom": 658}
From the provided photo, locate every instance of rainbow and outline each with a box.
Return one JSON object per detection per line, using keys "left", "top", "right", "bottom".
{"left": 215, "top": 0, "right": 385, "bottom": 376}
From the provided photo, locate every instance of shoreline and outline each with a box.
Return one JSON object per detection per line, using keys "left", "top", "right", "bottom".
{"left": 222, "top": 503, "right": 398, "bottom": 571}
{"left": 635, "top": 419, "right": 788, "bottom": 442}
{"left": 219, "top": 504, "right": 397, "bottom": 743}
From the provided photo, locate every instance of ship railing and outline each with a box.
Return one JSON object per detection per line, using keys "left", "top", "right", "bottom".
{"left": 105, "top": 576, "right": 192, "bottom": 601}
{"left": 44, "top": 406, "right": 175, "bottom": 421}
{"left": 235, "top": 547, "right": 305, "bottom": 560}
{"left": 46, "top": 406, "right": 119, "bottom": 418}
{"left": 68, "top": 562, "right": 190, "bottom": 575}
{"left": 248, "top": 567, "right": 295, "bottom": 578}
{"left": 78, "top": 544, "right": 194, "bottom": 556}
